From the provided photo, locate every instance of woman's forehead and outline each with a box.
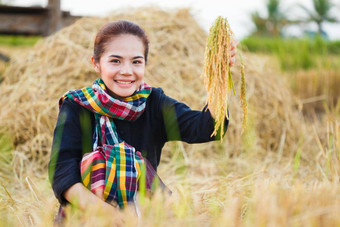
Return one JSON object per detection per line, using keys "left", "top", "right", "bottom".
{"left": 103, "top": 34, "right": 145, "bottom": 55}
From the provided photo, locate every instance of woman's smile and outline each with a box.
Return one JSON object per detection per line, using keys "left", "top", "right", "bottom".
{"left": 114, "top": 79, "right": 136, "bottom": 88}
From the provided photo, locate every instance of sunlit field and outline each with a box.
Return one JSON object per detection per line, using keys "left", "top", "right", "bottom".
{"left": 0, "top": 8, "right": 339, "bottom": 227}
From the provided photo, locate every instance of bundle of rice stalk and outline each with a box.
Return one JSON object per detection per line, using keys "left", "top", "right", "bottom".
{"left": 202, "top": 16, "right": 247, "bottom": 140}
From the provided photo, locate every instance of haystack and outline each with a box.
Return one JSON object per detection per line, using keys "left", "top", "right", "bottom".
{"left": 0, "top": 8, "right": 308, "bottom": 176}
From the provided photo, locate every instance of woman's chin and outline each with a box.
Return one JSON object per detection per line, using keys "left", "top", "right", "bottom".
{"left": 109, "top": 88, "right": 135, "bottom": 99}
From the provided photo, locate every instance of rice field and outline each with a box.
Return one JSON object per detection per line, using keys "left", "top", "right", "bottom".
{"left": 0, "top": 7, "right": 339, "bottom": 227}
{"left": 241, "top": 36, "right": 340, "bottom": 115}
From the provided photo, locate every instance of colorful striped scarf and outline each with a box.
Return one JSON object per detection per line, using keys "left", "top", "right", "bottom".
{"left": 60, "top": 78, "right": 152, "bottom": 208}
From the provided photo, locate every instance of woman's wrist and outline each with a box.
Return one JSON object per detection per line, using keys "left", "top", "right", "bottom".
{"left": 63, "top": 183, "right": 111, "bottom": 210}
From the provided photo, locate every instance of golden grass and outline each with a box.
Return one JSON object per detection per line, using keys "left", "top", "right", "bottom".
{"left": 0, "top": 61, "right": 6, "bottom": 82}
{"left": 0, "top": 46, "right": 27, "bottom": 82}
{"left": 291, "top": 68, "right": 340, "bottom": 115}
{"left": 0, "top": 7, "right": 339, "bottom": 227}
{"left": 1, "top": 137, "right": 339, "bottom": 226}
{"left": 203, "top": 16, "right": 247, "bottom": 139}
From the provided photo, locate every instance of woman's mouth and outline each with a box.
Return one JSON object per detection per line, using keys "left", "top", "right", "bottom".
{"left": 114, "top": 80, "right": 135, "bottom": 87}
{"left": 116, "top": 80, "right": 133, "bottom": 84}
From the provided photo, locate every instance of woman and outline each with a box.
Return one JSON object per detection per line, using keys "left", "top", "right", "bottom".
{"left": 49, "top": 20, "right": 237, "bottom": 215}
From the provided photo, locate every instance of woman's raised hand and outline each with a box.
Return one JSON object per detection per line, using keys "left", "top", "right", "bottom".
{"left": 229, "top": 40, "right": 239, "bottom": 67}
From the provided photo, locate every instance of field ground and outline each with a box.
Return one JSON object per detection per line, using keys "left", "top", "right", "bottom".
{"left": 1, "top": 138, "right": 339, "bottom": 226}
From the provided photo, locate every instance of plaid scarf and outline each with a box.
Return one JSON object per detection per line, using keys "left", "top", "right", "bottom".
{"left": 60, "top": 78, "right": 152, "bottom": 208}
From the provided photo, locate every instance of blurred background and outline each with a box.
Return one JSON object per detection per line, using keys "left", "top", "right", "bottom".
{"left": 0, "top": 0, "right": 339, "bottom": 226}
{"left": 1, "top": 0, "right": 340, "bottom": 39}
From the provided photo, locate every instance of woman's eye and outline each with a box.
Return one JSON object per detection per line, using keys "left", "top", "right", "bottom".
{"left": 111, "top": 59, "right": 120, "bottom": 63}
{"left": 133, "top": 60, "right": 142, "bottom": 64}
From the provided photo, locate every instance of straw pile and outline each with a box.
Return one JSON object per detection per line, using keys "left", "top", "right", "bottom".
{"left": 0, "top": 7, "right": 309, "bottom": 177}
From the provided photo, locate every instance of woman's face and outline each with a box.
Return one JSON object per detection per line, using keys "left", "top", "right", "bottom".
{"left": 92, "top": 34, "right": 146, "bottom": 98}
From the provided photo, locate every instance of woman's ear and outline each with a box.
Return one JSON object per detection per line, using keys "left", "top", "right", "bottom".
{"left": 91, "top": 57, "right": 100, "bottom": 73}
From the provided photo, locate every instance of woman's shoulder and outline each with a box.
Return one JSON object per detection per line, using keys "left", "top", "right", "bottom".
{"left": 60, "top": 97, "right": 83, "bottom": 111}
{"left": 150, "top": 87, "right": 164, "bottom": 96}
{"left": 148, "top": 87, "right": 165, "bottom": 103}
{"left": 149, "top": 87, "right": 180, "bottom": 106}
{"left": 58, "top": 98, "right": 95, "bottom": 129}
{"left": 143, "top": 87, "right": 166, "bottom": 116}
{"left": 59, "top": 98, "right": 93, "bottom": 118}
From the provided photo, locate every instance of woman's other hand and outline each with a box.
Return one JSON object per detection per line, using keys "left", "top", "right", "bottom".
{"left": 229, "top": 40, "right": 239, "bottom": 67}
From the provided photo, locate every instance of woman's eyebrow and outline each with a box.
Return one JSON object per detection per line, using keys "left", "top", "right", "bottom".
{"left": 132, "top": 56, "right": 144, "bottom": 59}
{"left": 108, "top": 55, "right": 122, "bottom": 58}
{"left": 108, "top": 55, "right": 144, "bottom": 59}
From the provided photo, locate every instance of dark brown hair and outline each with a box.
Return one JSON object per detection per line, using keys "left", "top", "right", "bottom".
{"left": 93, "top": 20, "right": 149, "bottom": 63}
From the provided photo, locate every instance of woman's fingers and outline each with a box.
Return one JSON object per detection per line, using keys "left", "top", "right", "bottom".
{"left": 229, "top": 40, "right": 239, "bottom": 66}
{"left": 229, "top": 40, "right": 240, "bottom": 66}
{"left": 230, "top": 48, "right": 237, "bottom": 57}
{"left": 231, "top": 40, "right": 240, "bottom": 49}
{"left": 229, "top": 56, "right": 236, "bottom": 66}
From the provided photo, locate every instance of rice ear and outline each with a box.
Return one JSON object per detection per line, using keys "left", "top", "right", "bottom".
{"left": 203, "top": 16, "right": 247, "bottom": 140}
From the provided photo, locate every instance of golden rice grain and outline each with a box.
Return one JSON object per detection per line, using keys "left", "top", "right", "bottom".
{"left": 203, "top": 16, "right": 247, "bottom": 139}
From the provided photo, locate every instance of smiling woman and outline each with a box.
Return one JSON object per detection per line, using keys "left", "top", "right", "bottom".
{"left": 91, "top": 21, "right": 149, "bottom": 98}
{"left": 48, "top": 19, "right": 237, "bottom": 222}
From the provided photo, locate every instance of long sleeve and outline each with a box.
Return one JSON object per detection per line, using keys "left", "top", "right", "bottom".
{"left": 159, "top": 89, "right": 229, "bottom": 143}
{"left": 48, "top": 99, "right": 93, "bottom": 205}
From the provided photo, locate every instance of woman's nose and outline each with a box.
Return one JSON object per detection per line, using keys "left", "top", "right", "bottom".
{"left": 120, "top": 63, "right": 132, "bottom": 75}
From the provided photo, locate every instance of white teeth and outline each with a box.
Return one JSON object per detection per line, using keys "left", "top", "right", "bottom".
{"left": 116, "top": 81, "right": 132, "bottom": 84}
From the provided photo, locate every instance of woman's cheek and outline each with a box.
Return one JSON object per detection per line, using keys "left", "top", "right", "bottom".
{"left": 136, "top": 67, "right": 146, "bottom": 78}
